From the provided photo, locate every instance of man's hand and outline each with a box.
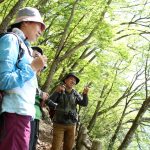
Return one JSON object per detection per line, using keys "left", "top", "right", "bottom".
{"left": 83, "top": 86, "right": 89, "bottom": 95}
{"left": 40, "top": 92, "right": 49, "bottom": 107}
{"left": 42, "top": 92, "right": 49, "bottom": 100}
{"left": 55, "top": 84, "right": 66, "bottom": 93}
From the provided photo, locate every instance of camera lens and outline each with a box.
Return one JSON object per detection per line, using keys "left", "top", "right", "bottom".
{"left": 41, "top": 65, "right": 47, "bottom": 71}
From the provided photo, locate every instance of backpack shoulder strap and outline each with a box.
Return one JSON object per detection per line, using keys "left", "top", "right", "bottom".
{"left": 0, "top": 32, "right": 25, "bottom": 68}
{"left": 0, "top": 32, "right": 7, "bottom": 37}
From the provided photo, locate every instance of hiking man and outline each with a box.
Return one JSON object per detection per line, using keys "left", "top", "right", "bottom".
{"left": 47, "top": 73, "right": 89, "bottom": 150}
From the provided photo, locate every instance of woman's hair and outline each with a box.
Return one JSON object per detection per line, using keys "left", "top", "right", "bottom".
{"left": 7, "top": 22, "right": 22, "bottom": 32}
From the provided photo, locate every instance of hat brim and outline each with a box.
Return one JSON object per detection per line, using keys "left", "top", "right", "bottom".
{"left": 12, "top": 16, "right": 46, "bottom": 31}
{"left": 32, "top": 46, "right": 43, "bottom": 55}
{"left": 62, "top": 74, "right": 80, "bottom": 85}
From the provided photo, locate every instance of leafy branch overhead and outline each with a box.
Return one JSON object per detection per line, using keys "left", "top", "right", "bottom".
{"left": 0, "top": 0, "right": 150, "bottom": 149}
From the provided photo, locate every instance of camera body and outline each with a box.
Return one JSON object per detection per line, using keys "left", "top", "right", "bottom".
{"left": 64, "top": 111, "right": 77, "bottom": 123}
{"left": 32, "top": 48, "right": 47, "bottom": 72}
{"left": 41, "top": 64, "right": 47, "bottom": 72}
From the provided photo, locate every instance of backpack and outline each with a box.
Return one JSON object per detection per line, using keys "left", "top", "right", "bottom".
{"left": 46, "top": 97, "right": 58, "bottom": 120}
{"left": 49, "top": 107, "right": 56, "bottom": 120}
{"left": 0, "top": 91, "right": 4, "bottom": 113}
{"left": 0, "top": 32, "right": 25, "bottom": 113}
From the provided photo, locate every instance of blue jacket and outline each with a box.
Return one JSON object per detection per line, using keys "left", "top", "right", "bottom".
{"left": 0, "top": 28, "right": 37, "bottom": 118}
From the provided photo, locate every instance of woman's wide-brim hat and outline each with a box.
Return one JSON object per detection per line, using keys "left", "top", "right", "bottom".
{"left": 62, "top": 73, "right": 80, "bottom": 84}
{"left": 11, "top": 7, "right": 46, "bottom": 31}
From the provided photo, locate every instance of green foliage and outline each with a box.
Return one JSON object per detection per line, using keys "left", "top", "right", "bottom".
{"left": 0, "top": 0, "right": 150, "bottom": 149}
{"left": 0, "top": 0, "right": 17, "bottom": 22}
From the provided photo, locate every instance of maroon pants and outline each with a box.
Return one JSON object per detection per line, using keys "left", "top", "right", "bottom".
{"left": 0, "top": 113, "right": 31, "bottom": 150}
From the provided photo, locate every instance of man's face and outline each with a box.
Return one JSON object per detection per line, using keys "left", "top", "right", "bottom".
{"left": 64, "top": 76, "right": 76, "bottom": 89}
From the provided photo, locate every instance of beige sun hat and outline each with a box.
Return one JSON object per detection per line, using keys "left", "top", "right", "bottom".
{"left": 12, "top": 7, "right": 46, "bottom": 31}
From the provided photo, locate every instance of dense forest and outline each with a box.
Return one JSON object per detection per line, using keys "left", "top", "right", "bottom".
{"left": 0, "top": 0, "right": 150, "bottom": 149}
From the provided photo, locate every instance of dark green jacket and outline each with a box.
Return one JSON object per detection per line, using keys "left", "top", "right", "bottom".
{"left": 34, "top": 88, "right": 43, "bottom": 120}
{"left": 34, "top": 95, "right": 42, "bottom": 120}
{"left": 49, "top": 89, "right": 88, "bottom": 125}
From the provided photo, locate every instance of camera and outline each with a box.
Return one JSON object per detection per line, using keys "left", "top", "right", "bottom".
{"left": 41, "top": 64, "right": 47, "bottom": 72}
{"left": 64, "top": 111, "right": 77, "bottom": 123}
{"left": 31, "top": 46, "right": 47, "bottom": 72}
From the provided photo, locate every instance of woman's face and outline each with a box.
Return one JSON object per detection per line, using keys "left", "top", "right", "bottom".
{"left": 21, "top": 22, "right": 42, "bottom": 42}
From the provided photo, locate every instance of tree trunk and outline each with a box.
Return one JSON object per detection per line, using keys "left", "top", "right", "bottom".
{"left": 0, "top": 0, "right": 4, "bottom": 4}
{"left": 91, "top": 139, "right": 102, "bottom": 150}
{"left": 42, "top": 0, "right": 112, "bottom": 91}
{"left": 87, "top": 101, "right": 101, "bottom": 132}
{"left": 118, "top": 96, "right": 150, "bottom": 150}
{"left": 42, "top": 59, "right": 59, "bottom": 92}
{"left": 76, "top": 125, "right": 91, "bottom": 150}
{"left": 107, "top": 102, "right": 128, "bottom": 150}
{"left": 0, "top": 0, "right": 24, "bottom": 33}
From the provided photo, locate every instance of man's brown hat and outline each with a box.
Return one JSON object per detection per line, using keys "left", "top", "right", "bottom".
{"left": 62, "top": 73, "right": 80, "bottom": 84}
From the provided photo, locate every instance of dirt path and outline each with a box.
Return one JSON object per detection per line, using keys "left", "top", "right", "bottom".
{"left": 37, "top": 117, "right": 53, "bottom": 150}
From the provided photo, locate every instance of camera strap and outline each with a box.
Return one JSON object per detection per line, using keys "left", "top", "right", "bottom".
{"left": 62, "top": 90, "right": 77, "bottom": 114}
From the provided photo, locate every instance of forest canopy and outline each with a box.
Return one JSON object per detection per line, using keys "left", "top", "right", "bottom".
{"left": 0, "top": 0, "right": 150, "bottom": 149}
